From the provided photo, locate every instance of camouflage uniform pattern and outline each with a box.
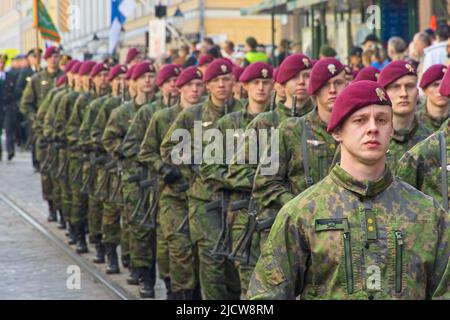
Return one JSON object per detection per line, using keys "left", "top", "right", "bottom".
{"left": 122, "top": 100, "right": 162, "bottom": 270}
{"left": 161, "top": 98, "right": 243, "bottom": 300}
{"left": 386, "top": 115, "right": 433, "bottom": 172}
{"left": 139, "top": 103, "right": 196, "bottom": 293}
{"left": 415, "top": 100, "right": 448, "bottom": 133}
{"left": 396, "top": 119, "right": 450, "bottom": 209}
{"left": 248, "top": 164, "right": 450, "bottom": 300}
{"left": 252, "top": 108, "right": 338, "bottom": 249}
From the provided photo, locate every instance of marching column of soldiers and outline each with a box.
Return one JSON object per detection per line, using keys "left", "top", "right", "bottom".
{"left": 14, "top": 44, "right": 450, "bottom": 300}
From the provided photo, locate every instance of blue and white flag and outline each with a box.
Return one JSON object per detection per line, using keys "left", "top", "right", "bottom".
{"left": 108, "top": 0, "right": 136, "bottom": 54}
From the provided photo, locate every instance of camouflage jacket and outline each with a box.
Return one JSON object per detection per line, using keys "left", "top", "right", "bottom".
{"left": 396, "top": 119, "right": 450, "bottom": 209}
{"left": 387, "top": 115, "right": 433, "bottom": 172}
{"left": 102, "top": 100, "right": 145, "bottom": 162}
{"left": 53, "top": 89, "right": 82, "bottom": 146}
{"left": 42, "top": 88, "right": 71, "bottom": 141}
{"left": 20, "top": 68, "right": 63, "bottom": 119}
{"left": 160, "top": 98, "right": 243, "bottom": 202}
{"left": 248, "top": 164, "right": 450, "bottom": 300}
{"left": 34, "top": 86, "right": 64, "bottom": 140}
{"left": 139, "top": 103, "right": 190, "bottom": 202}
{"left": 252, "top": 109, "right": 338, "bottom": 221}
{"left": 90, "top": 96, "right": 123, "bottom": 154}
{"left": 415, "top": 100, "right": 449, "bottom": 133}
{"left": 78, "top": 94, "right": 110, "bottom": 153}
{"left": 66, "top": 91, "right": 98, "bottom": 155}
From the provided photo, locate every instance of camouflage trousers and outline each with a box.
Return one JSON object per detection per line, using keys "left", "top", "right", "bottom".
{"left": 88, "top": 166, "right": 107, "bottom": 242}
{"left": 125, "top": 181, "right": 157, "bottom": 269}
{"left": 35, "top": 138, "right": 53, "bottom": 204}
{"left": 156, "top": 222, "right": 170, "bottom": 280}
{"left": 159, "top": 196, "right": 196, "bottom": 292}
{"left": 56, "top": 149, "right": 72, "bottom": 220}
{"left": 230, "top": 207, "right": 260, "bottom": 298}
{"left": 69, "top": 156, "right": 88, "bottom": 226}
{"left": 188, "top": 197, "right": 241, "bottom": 300}
{"left": 102, "top": 170, "right": 122, "bottom": 245}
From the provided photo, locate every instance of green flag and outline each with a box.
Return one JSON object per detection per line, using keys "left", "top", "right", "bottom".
{"left": 33, "top": 0, "right": 61, "bottom": 43}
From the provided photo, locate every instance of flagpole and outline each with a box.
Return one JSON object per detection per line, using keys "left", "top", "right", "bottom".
{"left": 33, "top": 0, "right": 41, "bottom": 72}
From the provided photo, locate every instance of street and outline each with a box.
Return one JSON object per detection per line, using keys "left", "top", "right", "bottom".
{"left": 0, "top": 148, "right": 166, "bottom": 300}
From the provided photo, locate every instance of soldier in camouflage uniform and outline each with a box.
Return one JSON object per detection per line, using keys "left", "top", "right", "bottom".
{"left": 416, "top": 64, "right": 449, "bottom": 132}
{"left": 161, "top": 59, "right": 243, "bottom": 300}
{"left": 86, "top": 64, "right": 128, "bottom": 264}
{"left": 377, "top": 60, "right": 433, "bottom": 172}
{"left": 252, "top": 58, "right": 346, "bottom": 268}
{"left": 101, "top": 62, "right": 155, "bottom": 279}
{"left": 199, "top": 63, "right": 274, "bottom": 297}
{"left": 396, "top": 69, "right": 450, "bottom": 210}
{"left": 67, "top": 62, "right": 110, "bottom": 254}
{"left": 54, "top": 61, "right": 94, "bottom": 245}
{"left": 43, "top": 61, "right": 81, "bottom": 230}
{"left": 248, "top": 81, "right": 450, "bottom": 300}
{"left": 139, "top": 66, "right": 206, "bottom": 299}
{"left": 20, "top": 46, "right": 62, "bottom": 221}
{"left": 122, "top": 64, "right": 180, "bottom": 298}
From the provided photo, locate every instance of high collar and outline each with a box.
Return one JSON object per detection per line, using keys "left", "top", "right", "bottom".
{"left": 424, "top": 100, "right": 449, "bottom": 129}
{"left": 205, "top": 97, "right": 237, "bottom": 117}
{"left": 330, "top": 164, "right": 393, "bottom": 199}
{"left": 392, "top": 115, "right": 419, "bottom": 143}
{"left": 277, "top": 98, "right": 315, "bottom": 118}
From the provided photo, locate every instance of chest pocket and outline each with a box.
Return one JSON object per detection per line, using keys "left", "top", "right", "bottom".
{"left": 314, "top": 218, "right": 354, "bottom": 294}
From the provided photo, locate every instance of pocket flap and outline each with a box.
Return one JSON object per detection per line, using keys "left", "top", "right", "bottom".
{"left": 314, "top": 218, "right": 347, "bottom": 232}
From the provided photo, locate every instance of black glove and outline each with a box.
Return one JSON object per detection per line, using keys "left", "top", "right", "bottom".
{"left": 160, "top": 163, "right": 181, "bottom": 184}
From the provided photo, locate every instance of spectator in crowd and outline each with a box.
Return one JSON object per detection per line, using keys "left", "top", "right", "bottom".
{"left": 349, "top": 46, "right": 363, "bottom": 72}
{"left": 423, "top": 23, "right": 450, "bottom": 72}
{"left": 387, "top": 36, "right": 407, "bottom": 61}
{"left": 244, "top": 36, "right": 269, "bottom": 65}
{"left": 361, "top": 33, "right": 380, "bottom": 51}
{"left": 173, "top": 45, "right": 189, "bottom": 66}
{"left": 290, "top": 41, "right": 302, "bottom": 54}
{"left": 222, "top": 40, "right": 235, "bottom": 60}
{"left": 319, "top": 45, "right": 337, "bottom": 59}
{"left": 411, "top": 32, "right": 432, "bottom": 75}
{"left": 276, "top": 39, "right": 290, "bottom": 66}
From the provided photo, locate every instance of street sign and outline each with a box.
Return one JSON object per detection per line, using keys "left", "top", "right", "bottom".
{"left": 148, "top": 20, "right": 166, "bottom": 59}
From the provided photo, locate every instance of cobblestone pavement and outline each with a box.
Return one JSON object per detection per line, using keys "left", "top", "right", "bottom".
{"left": 0, "top": 147, "right": 167, "bottom": 300}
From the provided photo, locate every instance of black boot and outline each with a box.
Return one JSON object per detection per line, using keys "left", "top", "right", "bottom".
{"left": 121, "top": 254, "right": 130, "bottom": 269}
{"left": 67, "top": 223, "right": 77, "bottom": 245}
{"left": 139, "top": 267, "right": 155, "bottom": 299}
{"left": 47, "top": 208, "right": 57, "bottom": 222}
{"left": 106, "top": 243, "right": 120, "bottom": 274}
{"left": 93, "top": 242, "right": 106, "bottom": 264}
{"left": 175, "top": 290, "right": 194, "bottom": 300}
{"left": 164, "top": 278, "right": 175, "bottom": 300}
{"left": 57, "top": 211, "right": 66, "bottom": 229}
{"left": 126, "top": 267, "right": 140, "bottom": 285}
{"left": 76, "top": 223, "right": 88, "bottom": 254}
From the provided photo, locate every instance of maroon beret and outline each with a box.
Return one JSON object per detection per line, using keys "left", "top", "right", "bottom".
{"left": 125, "top": 64, "right": 137, "bottom": 80}
{"left": 232, "top": 66, "right": 245, "bottom": 81}
{"left": 273, "top": 67, "right": 279, "bottom": 82}
{"left": 156, "top": 64, "right": 182, "bottom": 87}
{"left": 277, "top": 54, "right": 313, "bottom": 84}
{"left": 44, "top": 46, "right": 60, "bottom": 59}
{"left": 439, "top": 66, "right": 450, "bottom": 97}
{"left": 239, "top": 62, "right": 273, "bottom": 83}
{"left": 354, "top": 66, "right": 380, "bottom": 82}
{"left": 131, "top": 61, "right": 156, "bottom": 80}
{"left": 90, "top": 62, "right": 110, "bottom": 78}
{"left": 378, "top": 60, "right": 417, "bottom": 89}
{"left": 327, "top": 80, "right": 392, "bottom": 133}
{"left": 64, "top": 59, "right": 79, "bottom": 74}
{"left": 419, "top": 64, "right": 447, "bottom": 89}
{"left": 70, "top": 61, "right": 82, "bottom": 74}
{"left": 126, "top": 48, "right": 140, "bottom": 64}
{"left": 203, "top": 58, "right": 233, "bottom": 82}
{"left": 56, "top": 75, "right": 67, "bottom": 87}
{"left": 198, "top": 54, "right": 214, "bottom": 67}
{"left": 79, "top": 61, "right": 97, "bottom": 76}
{"left": 108, "top": 64, "right": 128, "bottom": 82}
{"left": 307, "top": 58, "right": 345, "bottom": 95}
{"left": 176, "top": 66, "right": 203, "bottom": 88}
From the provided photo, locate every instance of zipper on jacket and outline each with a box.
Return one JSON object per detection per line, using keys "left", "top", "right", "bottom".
{"left": 394, "top": 230, "right": 404, "bottom": 293}
{"left": 343, "top": 219, "right": 353, "bottom": 294}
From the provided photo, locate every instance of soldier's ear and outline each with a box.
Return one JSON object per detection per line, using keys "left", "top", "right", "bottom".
{"left": 332, "top": 128, "right": 342, "bottom": 143}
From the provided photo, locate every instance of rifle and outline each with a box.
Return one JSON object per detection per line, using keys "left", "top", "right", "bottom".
{"left": 130, "top": 166, "right": 158, "bottom": 229}
{"left": 106, "top": 160, "right": 123, "bottom": 202}
{"left": 228, "top": 198, "right": 275, "bottom": 265}
{"left": 167, "top": 92, "right": 172, "bottom": 108}
{"left": 55, "top": 143, "right": 69, "bottom": 180}
{"left": 41, "top": 143, "right": 56, "bottom": 174}
{"left": 210, "top": 190, "right": 232, "bottom": 257}
{"left": 72, "top": 154, "right": 89, "bottom": 183}
{"left": 291, "top": 95, "right": 298, "bottom": 117}
{"left": 80, "top": 153, "right": 106, "bottom": 195}
{"left": 270, "top": 90, "right": 277, "bottom": 111}
{"left": 94, "top": 154, "right": 111, "bottom": 199}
